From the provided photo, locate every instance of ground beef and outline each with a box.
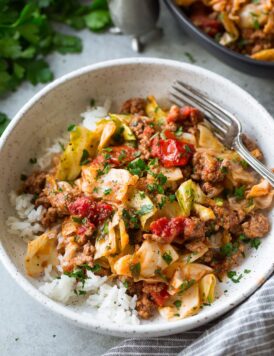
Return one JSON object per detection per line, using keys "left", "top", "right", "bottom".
{"left": 35, "top": 192, "right": 51, "bottom": 208}
{"left": 119, "top": 97, "right": 146, "bottom": 116}
{"left": 24, "top": 171, "right": 47, "bottom": 194}
{"left": 181, "top": 165, "right": 193, "bottom": 180}
{"left": 184, "top": 217, "right": 205, "bottom": 240}
{"left": 213, "top": 205, "right": 240, "bottom": 234}
{"left": 242, "top": 134, "right": 263, "bottom": 161}
{"left": 242, "top": 213, "right": 269, "bottom": 238}
{"left": 129, "top": 116, "right": 155, "bottom": 159}
{"left": 167, "top": 105, "right": 204, "bottom": 126}
{"left": 142, "top": 282, "right": 166, "bottom": 295}
{"left": 136, "top": 293, "right": 157, "bottom": 319}
{"left": 211, "top": 244, "right": 245, "bottom": 278}
{"left": 126, "top": 280, "right": 143, "bottom": 297}
{"left": 62, "top": 241, "right": 95, "bottom": 272}
{"left": 185, "top": 240, "right": 207, "bottom": 253}
{"left": 192, "top": 152, "right": 229, "bottom": 183}
{"left": 239, "top": 29, "right": 274, "bottom": 56}
{"left": 201, "top": 182, "right": 224, "bottom": 198}
{"left": 41, "top": 207, "right": 59, "bottom": 227}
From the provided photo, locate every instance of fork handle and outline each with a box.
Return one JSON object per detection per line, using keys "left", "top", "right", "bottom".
{"left": 233, "top": 134, "right": 274, "bottom": 187}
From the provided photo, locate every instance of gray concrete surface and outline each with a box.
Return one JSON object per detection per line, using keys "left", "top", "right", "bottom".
{"left": 0, "top": 3, "right": 273, "bottom": 356}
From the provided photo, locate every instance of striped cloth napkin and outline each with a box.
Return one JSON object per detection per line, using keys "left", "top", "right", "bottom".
{"left": 104, "top": 274, "right": 274, "bottom": 356}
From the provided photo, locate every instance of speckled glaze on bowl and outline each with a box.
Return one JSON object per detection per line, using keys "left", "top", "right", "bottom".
{"left": 0, "top": 58, "right": 273, "bottom": 337}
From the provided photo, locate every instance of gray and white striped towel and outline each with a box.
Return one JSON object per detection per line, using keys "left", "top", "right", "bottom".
{"left": 104, "top": 274, "right": 274, "bottom": 356}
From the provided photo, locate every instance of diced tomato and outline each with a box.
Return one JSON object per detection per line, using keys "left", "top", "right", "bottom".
{"left": 150, "top": 286, "right": 170, "bottom": 307}
{"left": 167, "top": 105, "right": 202, "bottom": 124}
{"left": 160, "top": 139, "right": 194, "bottom": 168}
{"left": 151, "top": 136, "right": 161, "bottom": 158}
{"left": 151, "top": 136, "right": 194, "bottom": 168}
{"left": 163, "top": 129, "right": 176, "bottom": 140}
{"left": 77, "top": 221, "right": 95, "bottom": 237}
{"left": 92, "top": 145, "right": 136, "bottom": 167}
{"left": 150, "top": 217, "right": 185, "bottom": 243}
{"left": 68, "top": 196, "right": 113, "bottom": 225}
{"left": 108, "top": 145, "right": 136, "bottom": 166}
{"left": 191, "top": 14, "right": 222, "bottom": 37}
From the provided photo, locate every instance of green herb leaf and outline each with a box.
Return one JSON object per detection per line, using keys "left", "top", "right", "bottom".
{"left": 234, "top": 186, "right": 246, "bottom": 200}
{"left": 80, "top": 149, "right": 89, "bottom": 165}
{"left": 179, "top": 279, "right": 195, "bottom": 294}
{"left": 0, "top": 112, "right": 10, "bottom": 136}
{"left": 173, "top": 300, "right": 182, "bottom": 309}
{"left": 67, "top": 124, "right": 76, "bottom": 132}
{"left": 130, "top": 262, "right": 141, "bottom": 278}
{"left": 104, "top": 188, "right": 112, "bottom": 195}
{"left": 162, "top": 251, "right": 173, "bottom": 265}
{"left": 227, "top": 271, "right": 243, "bottom": 283}
{"left": 184, "top": 52, "right": 196, "bottom": 63}
{"left": 250, "top": 238, "right": 261, "bottom": 250}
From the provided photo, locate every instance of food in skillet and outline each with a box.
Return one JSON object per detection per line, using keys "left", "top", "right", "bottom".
{"left": 8, "top": 96, "right": 273, "bottom": 324}
{"left": 176, "top": 0, "right": 274, "bottom": 61}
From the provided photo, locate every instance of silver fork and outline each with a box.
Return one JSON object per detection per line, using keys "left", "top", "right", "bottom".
{"left": 169, "top": 80, "right": 274, "bottom": 187}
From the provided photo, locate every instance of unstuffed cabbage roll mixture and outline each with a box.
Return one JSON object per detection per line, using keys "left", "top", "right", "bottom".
{"left": 176, "top": 0, "right": 274, "bottom": 61}
{"left": 9, "top": 96, "right": 273, "bottom": 323}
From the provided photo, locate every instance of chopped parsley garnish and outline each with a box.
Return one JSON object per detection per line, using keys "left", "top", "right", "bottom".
{"left": 123, "top": 280, "right": 129, "bottom": 289}
{"left": 20, "top": 174, "right": 27, "bottom": 181}
{"left": 154, "top": 268, "right": 168, "bottom": 282}
{"left": 67, "top": 124, "right": 76, "bottom": 132}
{"left": 148, "top": 158, "right": 158, "bottom": 167}
{"left": 128, "top": 158, "right": 147, "bottom": 177}
{"left": 234, "top": 186, "right": 246, "bottom": 200}
{"left": 80, "top": 149, "right": 89, "bottom": 165}
{"left": 156, "top": 173, "right": 167, "bottom": 185}
{"left": 227, "top": 271, "right": 243, "bottom": 283}
{"left": 72, "top": 216, "right": 85, "bottom": 224}
{"left": 96, "top": 162, "right": 110, "bottom": 178}
{"left": 240, "top": 160, "right": 249, "bottom": 169}
{"left": 184, "top": 52, "right": 196, "bottom": 63}
{"left": 158, "top": 196, "right": 167, "bottom": 209}
{"left": 130, "top": 262, "right": 141, "bottom": 278}
{"left": 162, "top": 251, "right": 173, "bottom": 265}
{"left": 244, "top": 269, "right": 251, "bottom": 274}
{"left": 220, "top": 243, "right": 238, "bottom": 257}
{"left": 174, "top": 300, "right": 182, "bottom": 309}
{"left": 169, "top": 194, "right": 176, "bottom": 203}
{"left": 175, "top": 126, "right": 183, "bottom": 137}
{"left": 104, "top": 188, "right": 112, "bottom": 195}
{"left": 74, "top": 289, "right": 87, "bottom": 296}
{"left": 220, "top": 166, "right": 228, "bottom": 174}
{"left": 136, "top": 204, "right": 153, "bottom": 216}
{"left": 250, "top": 238, "right": 261, "bottom": 250}
{"left": 29, "top": 157, "right": 37, "bottom": 164}
{"left": 103, "top": 147, "right": 113, "bottom": 152}
{"left": 184, "top": 144, "right": 192, "bottom": 153}
{"left": 118, "top": 149, "right": 127, "bottom": 161}
{"left": 238, "top": 235, "right": 261, "bottom": 250}
{"left": 179, "top": 279, "right": 195, "bottom": 294}
{"left": 81, "top": 263, "right": 101, "bottom": 273}
{"left": 139, "top": 191, "right": 145, "bottom": 199}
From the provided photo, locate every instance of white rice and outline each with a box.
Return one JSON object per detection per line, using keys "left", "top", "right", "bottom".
{"left": 7, "top": 191, "right": 45, "bottom": 241}
{"left": 7, "top": 100, "right": 140, "bottom": 325}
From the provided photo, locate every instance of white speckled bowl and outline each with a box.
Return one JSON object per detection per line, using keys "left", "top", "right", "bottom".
{"left": 0, "top": 58, "right": 273, "bottom": 337}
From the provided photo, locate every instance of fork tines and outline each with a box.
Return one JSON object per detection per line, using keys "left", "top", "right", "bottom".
{"left": 169, "top": 80, "right": 240, "bottom": 146}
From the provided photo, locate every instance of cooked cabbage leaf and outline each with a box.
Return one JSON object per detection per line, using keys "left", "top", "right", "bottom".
{"left": 25, "top": 230, "right": 58, "bottom": 277}
{"left": 56, "top": 126, "right": 100, "bottom": 181}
